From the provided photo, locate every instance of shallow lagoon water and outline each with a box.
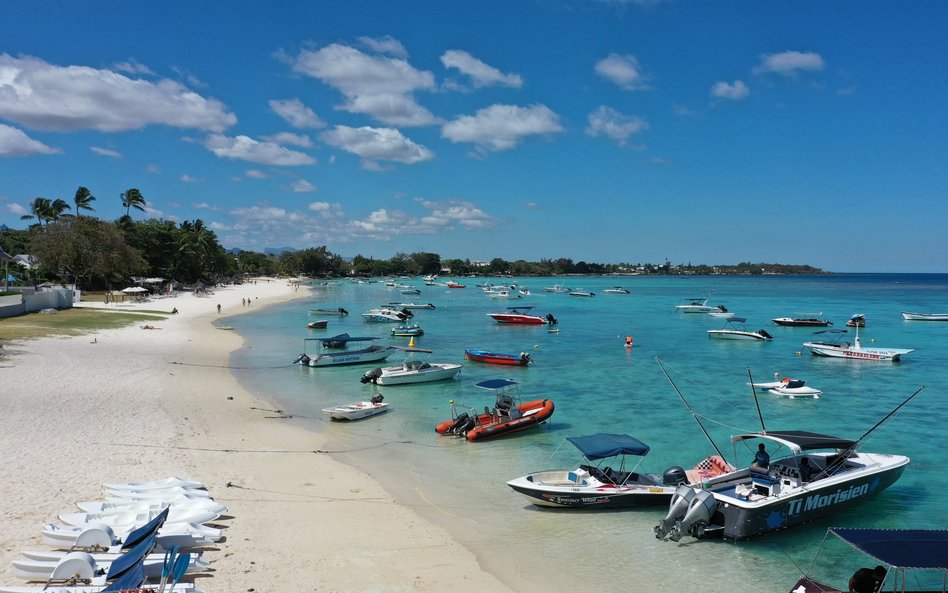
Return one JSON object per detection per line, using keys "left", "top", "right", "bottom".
{"left": 229, "top": 275, "right": 947, "bottom": 591}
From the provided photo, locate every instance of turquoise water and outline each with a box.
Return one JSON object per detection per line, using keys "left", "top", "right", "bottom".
{"left": 228, "top": 275, "right": 948, "bottom": 591}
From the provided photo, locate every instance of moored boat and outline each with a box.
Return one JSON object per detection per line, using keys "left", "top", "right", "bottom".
{"left": 676, "top": 296, "right": 727, "bottom": 314}
{"left": 507, "top": 433, "right": 735, "bottom": 509}
{"left": 360, "top": 347, "right": 462, "bottom": 385}
{"left": 749, "top": 377, "right": 822, "bottom": 399}
{"left": 446, "top": 281, "right": 465, "bottom": 288}
{"left": 707, "top": 317, "right": 774, "bottom": 341}
{"left": 388, "top": 301, "right": 435, "bottom": 309}
{"left": 802, "top": 328, "right": 915, "bottom": 361}
{"left": 488, "top": 306, "right": 557, "bottom": 325}
{"left": 772, "top": 312, "right": 832, "bottom": 327}
{"left": 568, "top": 289, "right": 595, "bottom": 297}
{"left": 323, "top": 394, "right": 389, "bottom": 420}
{"left": 901, "top": 311, "right": 948, "bottom": 321}
{"left": 602, "top": 287, "right": 630, "bottom": 294}
{"left": 464, "top": 349, "right": 532, "bottom": 366}
{"left": 435, "top": 379, "right": 553, "bottom": 441}
{"left": 846, "top": 313, "right": 866, "bottom": 327}
{"left": 293, "top": 335, "right": 394, "bottom": 367}
{"left": 361, "top": 307, "right": 412, "bottom": 323}
{"left": 307, "top": 319, "right": 328, "bottom": 329}
{"left": 309, "top": 307, "right": 348, "bottom": 315}
{"left": 391, "top": 323, "right": 424, "bottom": 337}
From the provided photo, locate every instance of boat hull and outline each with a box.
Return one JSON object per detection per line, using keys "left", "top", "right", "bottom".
{"left": 707, "top": 330, "right": 769, "bottom": 341}
{"left": 464, "top": 350, "right": 531, "bottom": 366}
{"left": 301, "top": 347, "right": 394, "bottom": 367}
{"left": 507, "top": 472, "right": 672, "bottom": 509}
{"left": 488, "top": 313, "right": 547, "bottom": 324}
{"left": 803, "top": 342, "right": 914, "bottom": 361}
{"left": 772, "top": 318, "right": 831, "bottom": 327}
{"left": 368, "top": 363, "right": 463, "bottom": 385}
{"left": 322, "top": 402, "right": 389, "bottom": 420}
{"left": 902, "top": 311, "right": 948, "bottom": 321}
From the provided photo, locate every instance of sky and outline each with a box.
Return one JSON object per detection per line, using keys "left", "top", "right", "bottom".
{"left": 1, "top": 1, "right": 946, "bottom": 272}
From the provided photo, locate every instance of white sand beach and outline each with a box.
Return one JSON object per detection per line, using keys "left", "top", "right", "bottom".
{"left": 0, "top": 280, "right": 515, "bottom": 592}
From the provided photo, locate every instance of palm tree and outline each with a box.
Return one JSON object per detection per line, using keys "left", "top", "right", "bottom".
{"left": 120, "top": 188, "right": 147, "bottom": 218}
{"left": 20, "top": 197, "right": 53, "bottom": 226}
{"left": 74, "top": 186, "right": 96, "bottom": 215}
{"left": 49, "top": 198, "right": 71, "bottom": 221}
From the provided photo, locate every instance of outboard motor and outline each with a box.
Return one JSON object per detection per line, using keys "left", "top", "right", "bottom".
{"left": 717, "top": 305, "right": 728, "bottom": 312}
{"left": 456, "top": 415, "right": 477, "bottom": 435}
{"left": 428, "top": 303, "right": 436, "bottom": 309}
{"left": 293, "top": 353, "right": 311, "bottom": 366}
{"left": 671, "top": 489, "right": 716, "bottom": 541}
{"left": 655, "top": 485, "right": 698, "bottom": 539}
{"left": 662, "top": 466, "right": 688, "bottom": 486}
{"left": 361, "top": 367, "right": 383, "bottom": 384}
{"left": 758, "top": 329, "right": 773, "bottom": 340}
{"left": 370, "top": 394, "right": 384, "bottom": 404}
{"left": 786, "top": 379, "right": 805, "bottom": 389}
{"left": 400, "top": 308, "right": 414, "bottom": 318}
{"left": 339, "top": 307, "right": 349, "bottom": 315}
{"left": 546, "top": 314, "right": 558, "bottom": 325}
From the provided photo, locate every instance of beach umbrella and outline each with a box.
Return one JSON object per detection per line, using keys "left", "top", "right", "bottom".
{"left": 122, "top": 286, "right": 148, "bottom": 293}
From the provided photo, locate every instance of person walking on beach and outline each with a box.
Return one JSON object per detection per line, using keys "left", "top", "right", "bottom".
{"left": 217, "top": 303, "right": 221, "bottom": 314}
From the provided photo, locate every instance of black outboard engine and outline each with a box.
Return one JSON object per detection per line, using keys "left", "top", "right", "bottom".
{"left": 428, "top": 303, "right": 436, "bottom": 309}
{"left": 339, "top": 307, "right": 348, "bottom": 315}
{"left": 456, "top": 415, "right": 477, "bottom": 435}
{"left": 293, "top": 354, "right": 311, "bottom": 366}
{"left": 546, "top": 314, "right": 558, "bottom": 325}
{"left": 370, "top": 393, "right": 384, "bottom": 404}
{"left": 361, "top": 367, "right": 383, "bottom": 384}
{"left": 758, "top": 329, "right": 773, "bottom": 340}
{"left": 448, "top": 412, "right": 471, "bottom": 434}
{"left": 663, "top": 466, "right": 688, "bottom": 486}
{"left": 400, "top": 308, "right": 414, "bottom": 318}
{"left": 717, "top": 305, "right": 728, "bottom": 312}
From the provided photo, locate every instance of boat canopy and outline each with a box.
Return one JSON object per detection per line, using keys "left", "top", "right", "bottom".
{"left": 308, "top": 334, "right": 377, "bottom": 344}
{"left": 567, "top": 433, "right": 650, "bottom": 460}
{"left": 475, "top": 379, "right": 519, "bottom": 390}
{"left": 730, "top": 430, "right": 856, "bottom": 453}
{"left": 829, "top": 527, "right": 948, "bottom": 571}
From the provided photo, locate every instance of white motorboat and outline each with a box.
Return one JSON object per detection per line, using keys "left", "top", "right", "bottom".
{"left": 487, "top": 306, "right": 557, "bottom": 325}
{"left": 749, "top": 377, "right": 822, "bottom": 399}
{"left": 293, "top": 334, "right": 395, "bottom": 367}
{"left": 568, "top": 289, "right": 595, "bottom": 297}
{"left": 360, "top": 347, "right": 462, "bottom": 386}
{"left": 323, "top": 394, "right": 389, "bottom": 420}
{"left": 488, "top": 289, "right": 521, "bottom": 300}
{"left": 388, "top": 301, "right": 435, "bottom": 309}
{"left": 707, "top": 317, "right": 773, "bottom": 341}
{"left": 772, "top": 312, "right": 832, "bottom": 327}
{"left": 544, "top": 284, "right": 571, "bottom": 293}
{"left": 602, "top": 287, "right": 630, "bottom": 294}
{"left": 676, "top": 296, "right": 727, "bottom": 314}
{"left": 802, "top": 328, "right": 915, "bottom": 361}
{"left": 361, "top": 307, "right": 411, "bottom": 322}
{"left": 901, "top": 311, "right": 948, "bottom": 321}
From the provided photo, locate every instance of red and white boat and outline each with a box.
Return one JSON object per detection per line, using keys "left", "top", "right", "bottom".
{"left": 446, "top": 281, "right": 465, "bottom": 288}
{"left": 435, "top": 379, "right": 554, "bottom": 442}
{"left": 487, "top": 306, "right": 557, "bottom": 325}
{"left": 464, "top": 349, "right": 532, "bottom": 366}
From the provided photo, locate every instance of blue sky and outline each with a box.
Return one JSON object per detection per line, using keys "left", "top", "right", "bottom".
{"left": 1, "top": 1, "right": 946, "bottom": 272}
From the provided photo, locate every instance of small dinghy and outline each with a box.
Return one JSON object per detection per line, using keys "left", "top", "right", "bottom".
{"left": 323, "top": 394, "right": 389, "bottom": 421}
{"left": 750, "top": 377, "right": 822, "bottom": 399}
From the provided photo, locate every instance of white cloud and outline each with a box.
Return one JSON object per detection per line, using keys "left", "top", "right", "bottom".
{"left": 348, "top": 198, "right": 498, "bottom": 239}
{"left": 320, "top": 125, "right": 434, "bottom": 166}
{"left": 289, "top": 179, "right": 316, "bottom": 193}
{"left": 0, "top": 124, "right": 60, "bottom": 156}
{"left": 308, "top": 201, "right": 344, "bottom": 217}
{"left": 417, "top": 198, "right": 498, "bottom": 230}
{"left": 245, "top": 169, "right": 267, "bottom": 179}
{"left": 203, "top": 134, "right": 315, "bottom": 166}
{"left": 441, "top": 103, "right": 564, "bottom": 152}
{"left": 145, "top": 163, "right": 161, "bottom": 174}
{"left": 440, "top": 50, "right": 522, "bottom": 88}
{"left": 261, "top": 132, "right": 313, "bottom": 148}
{"left": 180, "top": 174, "right": 203, "bottom": 183}
{"left": 194, "top": 202, "right": 222, "bottom": 211}
{"left": 0, "top": 54, "right": 236, "bottom": 132}
{"left": 585, "top": 106, "right": 648, "bottom": 146}
{"left": 309, "top": 201, "right": 331, "bottom": 212}
{"left": 5, "top": 202, "right": 28, "bottom": 215}
{"left": 754, "top": 51, "right": 825, "bottom": 77}
{"left": 358, "top": 35, "right": 408, "bottom": 58}
{"left": 710, "top": 80, "right": 749, "bottom": 100}
{"left": 293, "top": 43, "right": 438, "bottom": 126}
{"left": 595, "top": 53, "right": 650, "bottom": 91}
{"left": 90, "top": 146, "right": 122, "bottom": 158}
{"left": 268, "top": 98, "right": 325, "bottom": 129}
{"left": 112, "top": 59, "right": 155, "bottom": 76}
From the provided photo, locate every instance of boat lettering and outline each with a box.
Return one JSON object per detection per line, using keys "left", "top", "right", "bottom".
{"left": 786, "top": 483, "right": 870, "bottom": 515}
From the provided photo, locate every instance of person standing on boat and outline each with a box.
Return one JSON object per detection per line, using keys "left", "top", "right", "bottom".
{"left": 849, "top": 565, "right": 886, "bottom": 593}
{"left": 799, "top": 457, "right": 813, "bottom": 482}
{"left": 751, "top": 443, "right": 770, "bottom": 472}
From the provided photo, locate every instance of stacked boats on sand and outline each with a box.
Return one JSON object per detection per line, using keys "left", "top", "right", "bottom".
{"left": 4, "top": 477, "right": 222, "bottom": 593}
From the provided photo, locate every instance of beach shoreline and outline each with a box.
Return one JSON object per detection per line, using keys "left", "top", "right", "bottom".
{"left": 0, "top": 280, "right": 516, "bottom": 592}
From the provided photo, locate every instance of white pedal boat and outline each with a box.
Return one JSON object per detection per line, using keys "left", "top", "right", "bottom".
{"left": 0, "top": 584, "right": 202, "bottom": 593}
{"left": 102, "top": 485, "right": 213, "bottom": 499}
{"left": 58, "top": 507, "right": 219, "bottom": 529}
{"left": 76, "top": 497, "right": 226, "bottom": 515}
{"left": 101, "top": 477, "right": 206, "bottom": 492}
{"left": 41, "top": 521, "right": 222, "bottom": 549}
{"left": 12, "top": 551, "right": 206, "bottom": 581}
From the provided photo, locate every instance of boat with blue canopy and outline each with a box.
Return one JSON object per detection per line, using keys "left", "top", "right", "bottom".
{"left": 293, "top": 334, "right": 394, "bottom": 367}
{"left": 506, "top": 433, "right": 733, "bottom": 509}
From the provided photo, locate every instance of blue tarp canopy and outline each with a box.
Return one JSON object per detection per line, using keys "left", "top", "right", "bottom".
{"left": 830, "top": 528, "right": 948, "bottom": 570}
{"left": 475, "top": 379, "right": 518, "bottom": 390}
{"left": 567, "top": 433, "right": 651, "bottom": 460}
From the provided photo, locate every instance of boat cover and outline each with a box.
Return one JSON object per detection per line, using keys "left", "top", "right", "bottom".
{"left": 731, "top": 430, "right": 856, "bottom": 451}
{"left": 830, "top": 528, "right": 948, "bottom": 570}
{"left": 475, "top": 379, "right": 519, "bottom": 390}
{"left": 567, "top": 433, "right": 650, "bottom": 460}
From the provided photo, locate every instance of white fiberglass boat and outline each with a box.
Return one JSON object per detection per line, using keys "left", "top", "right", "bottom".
{"left": 749, "top": 377, "right": 822, "bottom": 399}
{"left": 901, "top": 311, "right": 948, "bottom": 321}
{"left": 707, "top": 317, "right": 773, "bottom": 341}
{"left": 676, "top": 296, "right": 727, "bottom": 314}
{"left": 803, "top": 328, "right": 915, "bottom": 361}
{"left": 602, "top": 287, "right": 630, "bottom": 294}
{"left": 293, "top": 334, "right": 394, "bottom": 367}
{"left": 360, "top": 347, "right": 462, "bottom": 386}
{"left": 323, "top": 394, "right": 389, "bottom": 420}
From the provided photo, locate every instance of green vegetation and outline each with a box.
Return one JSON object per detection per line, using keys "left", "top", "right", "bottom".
{"left": 0, "top": 308, "right": 167, "bottom": 341}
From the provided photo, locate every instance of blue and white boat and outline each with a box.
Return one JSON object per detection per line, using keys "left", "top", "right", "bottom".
{"left": 361, "top": 307, "right": 411, "bottom": 323}
{"left": 293, "top": 335, "right": 394, "bottom": 367}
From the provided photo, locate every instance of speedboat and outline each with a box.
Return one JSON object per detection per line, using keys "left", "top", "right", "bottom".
{"left": 653, "top": 359, "right": 919, "bottom": 541}
{"left": 902, "top": 311, "right": 948, "bottom": 321}
{"left": 488, "top": 289, "right": 522, "bottom": 300}
{"left": 749, "top": 377, "right": 822, "bottom": 399}
{"left": 446, "top": 281, "right": 465, "bottom": 288}
{"left": 307, "top": 320, "right": 328, "bottom": 329}
{"left": 789, "top": 527, "right": 947, "bottom": 593}
{"left": 802, "top": 328, "right": 915, "bottom": 361}
{"left": 544, "top": 284, "right": 571, "bottom": 293}
{"left": 487, "top": 306, "right": 557, "bottom": 325}
{"left": 676, "top": 297, "right": 727, "bottom": 314}
{"left": 772, "top": 312, "right": 832, "bottom": 327}
{"left": 707, "top": 317, "right": 774, "bottom": 341}
{"left": 464, "top": 349, "right": 532, "bottom": 366}
{"left": 360, "top": 347, "right": 462, "bottom": 385}
{"left": 310, "top": 307, "right": 348, "bottom": 315}
{"left": 361, "top": 307, "right": 412, "bottom": 323}
{"left": 506, "top": 433, "right": 735, "bottom": 509}
{"left": 323, "top": 394, "right": 389, "bottom": 421}
{"left": 846, "top": 313, "right": 866, "bottom": 327}
{"left": 391, "top": 323, "right": 424, "bottom": 337}
{"left": 293, "top": 335, "right": 394, "bottom": 367}
{"left": 435, "top": 379, "right": 553, "bottom": 441}
{"left": 602, "top": 287, "right": 630, "bottom": 294}
{"left": 568, "top": 289, "right": 595, "bottom": 297}
{"left": 399, "top": 288, "right": 421, "bottom": 295}
{"left": 388, "top": 301, "right": 435, "bottom": 309}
